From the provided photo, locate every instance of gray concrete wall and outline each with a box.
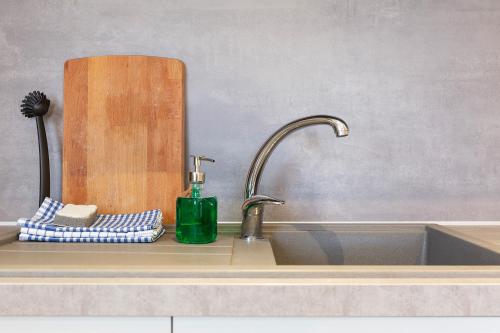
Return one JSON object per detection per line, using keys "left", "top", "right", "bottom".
{"left": 1, "top": 0, "right": 500, "bottom": 222}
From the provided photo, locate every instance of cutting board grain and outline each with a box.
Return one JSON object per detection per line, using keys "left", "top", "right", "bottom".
{"left": 63, "top": 55, "right": 185, "bottom": 224}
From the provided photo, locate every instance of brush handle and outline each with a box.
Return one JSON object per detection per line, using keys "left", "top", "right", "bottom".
{"left": 36, "top": 116, "right": 50, "bottom": 206}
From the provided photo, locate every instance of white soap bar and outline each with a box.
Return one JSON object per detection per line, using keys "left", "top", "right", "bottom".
{"left": 54, "top": 204, "right": 98, "bottom": 228}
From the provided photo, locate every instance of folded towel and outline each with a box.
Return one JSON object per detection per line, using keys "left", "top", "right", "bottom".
{"left": 19, "top": 224, "right": 163, "bottom": 238}
{"left": 19, "top": 198, "right": 162, "bottom": 232}
{"left": 18, "top": 229, "right": 165, "bottom": 243}
{"left": 18, "top": 198, "right": 165, "bottom": 243}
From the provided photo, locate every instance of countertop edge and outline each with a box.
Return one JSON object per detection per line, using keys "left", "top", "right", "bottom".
{"left": 0, "top": 280, "right": 499, "bottom": 316}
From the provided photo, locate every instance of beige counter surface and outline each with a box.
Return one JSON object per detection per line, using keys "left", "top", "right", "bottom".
{"left": 450, "top": 226, "right": 500, "bottom": 248}
{"left": 0, "top": 223, "right": 499, "bottom": 317}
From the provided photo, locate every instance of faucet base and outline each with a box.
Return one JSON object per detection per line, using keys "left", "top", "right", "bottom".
{"left": 240, "top": 235, "right": 264, "bottom": 241}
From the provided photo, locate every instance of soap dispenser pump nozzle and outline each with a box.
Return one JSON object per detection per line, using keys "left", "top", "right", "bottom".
{"left": 189, "top": 155, "right": 215, "bottom": 184}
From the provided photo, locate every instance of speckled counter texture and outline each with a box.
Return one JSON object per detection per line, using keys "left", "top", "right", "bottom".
{"left": 0, "top": 278, "right": 499, "bottom": 316}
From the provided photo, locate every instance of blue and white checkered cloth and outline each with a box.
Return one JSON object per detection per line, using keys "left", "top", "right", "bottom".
{"left": 18, "top": 198, "right": 165, "bottom": 243}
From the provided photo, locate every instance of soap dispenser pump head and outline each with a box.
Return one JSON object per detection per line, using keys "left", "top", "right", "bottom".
{"left": 189, "top": 155, "right": 215, "bottom": 184}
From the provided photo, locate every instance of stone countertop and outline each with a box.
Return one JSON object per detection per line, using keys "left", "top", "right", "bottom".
{"left": 0, "top": 223, "right": 500, "bottom": 317}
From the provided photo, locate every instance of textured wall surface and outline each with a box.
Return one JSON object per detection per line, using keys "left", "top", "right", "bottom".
{"left": 1, "top": 0, "right": 500, "bottom": 222}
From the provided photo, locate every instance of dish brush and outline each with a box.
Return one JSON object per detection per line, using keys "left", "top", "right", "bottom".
{"left": 20, "top": 91, "right": 51, "bottom": 206}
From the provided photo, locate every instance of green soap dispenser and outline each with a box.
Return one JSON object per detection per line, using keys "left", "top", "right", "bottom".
{"left": 176, "top": 155, "right": 217, "bottom": 244}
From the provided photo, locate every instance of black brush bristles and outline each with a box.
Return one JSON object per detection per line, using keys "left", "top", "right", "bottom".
{"left": 20, "top": 91, "right": 50, "bottom": 118}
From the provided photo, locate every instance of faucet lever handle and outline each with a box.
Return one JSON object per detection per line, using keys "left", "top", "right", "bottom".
{"left": 242, "top": 195, "right": 285, "bottom": 211}
{"left": 241, "top": 195, "right": 285, "bottom": 240}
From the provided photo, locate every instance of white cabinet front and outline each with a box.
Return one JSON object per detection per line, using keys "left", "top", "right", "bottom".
{"left": 0, "top": 317, "right": 172, "bottom": 333}
{"left": 173, "top": 317, "right": 500, "bottom": 333}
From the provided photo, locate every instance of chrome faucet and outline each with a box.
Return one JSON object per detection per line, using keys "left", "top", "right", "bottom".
{"left": 241, "top": 115, "right": 349, "bottom": 240}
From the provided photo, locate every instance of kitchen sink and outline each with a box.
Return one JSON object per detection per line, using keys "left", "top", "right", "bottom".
{"left": 266, "top": 224, "right": 500, "bottom": 265}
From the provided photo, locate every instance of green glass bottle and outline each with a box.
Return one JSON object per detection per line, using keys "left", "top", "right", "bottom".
{"left": 176, "top": 155, "right": 217, "bottom": 244}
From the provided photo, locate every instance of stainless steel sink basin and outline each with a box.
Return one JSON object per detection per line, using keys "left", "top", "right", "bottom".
{"left": 266, "top": 224, "right": 500, "bottom": 265}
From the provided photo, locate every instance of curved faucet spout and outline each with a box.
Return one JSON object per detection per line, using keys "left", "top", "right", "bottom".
{"left": 244, "top": 115, "right": 349, "bottom": 199}
{"left": 241, "top": 115, "right": 349, "bottom": 240}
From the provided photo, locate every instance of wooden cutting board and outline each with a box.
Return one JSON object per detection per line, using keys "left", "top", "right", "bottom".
{"left": 62, "top": 55, "right": 185, "bottom": 224}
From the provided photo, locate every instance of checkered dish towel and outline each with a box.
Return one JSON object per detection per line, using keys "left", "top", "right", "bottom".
{"left": 18, "top": 198, "right": 164, "bottom": 243}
